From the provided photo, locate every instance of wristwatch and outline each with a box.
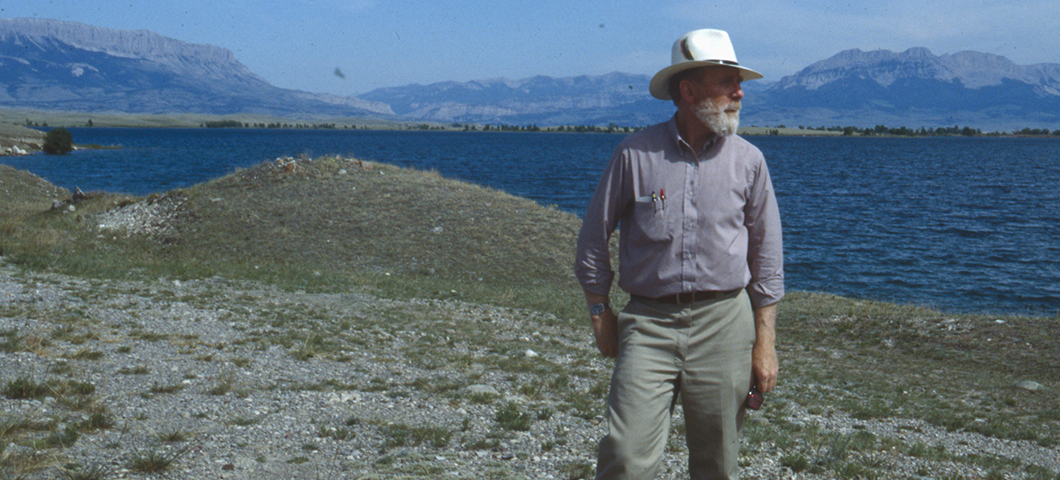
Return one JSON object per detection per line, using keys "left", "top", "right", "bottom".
{"left": 589, "top": 302, "right": 611, "bottom": 316}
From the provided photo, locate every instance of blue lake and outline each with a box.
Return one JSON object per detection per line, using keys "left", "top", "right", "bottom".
{"left": 4, "top": 127, "right": 1059, "bottom": 317}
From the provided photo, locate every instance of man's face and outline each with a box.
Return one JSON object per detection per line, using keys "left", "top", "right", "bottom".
{"left": 687, "top": 67, "right": 745, "bottom": 136}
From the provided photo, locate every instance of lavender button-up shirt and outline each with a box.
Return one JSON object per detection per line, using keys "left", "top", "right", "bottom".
{"left": 575, "top": 117, "right": 784, "bottom": 308}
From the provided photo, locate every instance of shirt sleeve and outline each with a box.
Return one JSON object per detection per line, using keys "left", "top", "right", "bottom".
{"left": 575, "top": 146, "right": 629, "bottom": 296}
{"left": 744, "top": 159, "right": 785, "bottom": 308}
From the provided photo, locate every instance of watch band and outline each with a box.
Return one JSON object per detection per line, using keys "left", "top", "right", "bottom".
{"left": 589, "top": 302, "right": 611, "bottom": 316}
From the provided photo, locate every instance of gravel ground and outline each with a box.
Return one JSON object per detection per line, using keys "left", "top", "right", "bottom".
{"left": 2, "top": 259, "right": 1058, "bottom": 479}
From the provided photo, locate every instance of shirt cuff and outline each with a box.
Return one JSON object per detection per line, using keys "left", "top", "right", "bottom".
{"left": 747, "top": 285, "right": 784, "bottom": 309}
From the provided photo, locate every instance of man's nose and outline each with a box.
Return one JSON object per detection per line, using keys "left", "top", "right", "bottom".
{"left": 732, "top": 84, "right": 744, "bottom": 100}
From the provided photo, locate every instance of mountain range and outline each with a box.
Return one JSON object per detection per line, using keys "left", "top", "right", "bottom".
{"left": 0, "top": 18, "right": 392, "bottom": 118}
{"left": 746, "top": 47, "right": 1060, "bottom": 130}
{"left": 3, "top": 18, "right": 1060, "bottom": 130}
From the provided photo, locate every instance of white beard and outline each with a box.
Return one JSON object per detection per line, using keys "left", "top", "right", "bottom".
{"left": 693, "top": 98, "right": 740, "bottom": 136}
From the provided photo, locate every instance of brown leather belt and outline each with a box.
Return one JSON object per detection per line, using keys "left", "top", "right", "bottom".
{"left": 632, "top": 289, "right": 741, "bottom": 304}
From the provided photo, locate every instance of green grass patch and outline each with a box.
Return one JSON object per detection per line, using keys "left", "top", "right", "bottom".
{"left": 495, "top": 401, "right": 534, "bottom": 431}
{"left": 126, "top": 447, "right": 187, "bottom": 473}
{"left": 377, "top": 423, "right": 452, "bottom": 451}
{"left": 2, "top": 375, "right": 95, "bottom": 400}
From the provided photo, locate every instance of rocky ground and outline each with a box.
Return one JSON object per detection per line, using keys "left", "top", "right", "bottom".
{"left": 3, "top": 262, "right": 1059, "bottom": 480}
{"left": 1, "top": 198, "right": 1058, "bottom": 479}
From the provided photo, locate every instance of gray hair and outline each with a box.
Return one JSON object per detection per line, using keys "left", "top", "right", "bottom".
{"left": 667, "top": 67, "right": 709, "bottom": 106}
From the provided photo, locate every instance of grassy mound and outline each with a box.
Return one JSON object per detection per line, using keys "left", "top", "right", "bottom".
{"left": 0, "top": 165, "right": 69, "bottom": 221}
{"left": 0, "top": 156, "right": 585, "bottom": 318}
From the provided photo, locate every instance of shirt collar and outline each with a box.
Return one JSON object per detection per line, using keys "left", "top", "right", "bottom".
{"left": 666, "top": 115, "right": 718, "bottom": 158}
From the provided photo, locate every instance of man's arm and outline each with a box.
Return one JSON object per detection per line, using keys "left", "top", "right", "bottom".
{"left": 585, "top": 290, "right": 618, "bottom": 358}
{"left": 576, "top": 146, "right": 630, "bottom": 359}
{"left": 743, "top": 157, "right": 784, "bottom": 310}
{"left": 751, "top": 302, "right": 778, "bottom": 393}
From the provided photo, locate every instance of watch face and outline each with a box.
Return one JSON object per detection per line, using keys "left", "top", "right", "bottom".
{"left": 591, "top": 303, "right": 608, "bottom": 315}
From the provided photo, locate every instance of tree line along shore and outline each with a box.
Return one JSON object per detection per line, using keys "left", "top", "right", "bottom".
{"left": 5, "top": 108, "right": 1060, "bottom": 141}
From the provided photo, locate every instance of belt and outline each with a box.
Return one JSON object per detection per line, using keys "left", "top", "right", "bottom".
{"left": 632, "top": 289, "right": 741, "bottom": 305}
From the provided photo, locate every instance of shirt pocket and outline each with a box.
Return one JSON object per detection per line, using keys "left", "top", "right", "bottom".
{"left": 629, "top": 196, "right": 672, "bottom": 246}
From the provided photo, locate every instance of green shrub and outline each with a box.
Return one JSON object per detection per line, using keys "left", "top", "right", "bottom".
{"left": 43, "top": 127, "right": 74, "bottom": 154}
{"left": 780, "top": 454, "right": 809, "bottom": 472}
{"left": 3, "top": 375, "right": 49, "bottom": 399}
{"left": 127, "top": 447, "right": 188, "bottom": 473}
{"left": 562, "top": 462, "right": 594, "bottom": 480}
{"left": 496, "top": 401, "right": 533, "bottom": 431}
{"left": 378, "top": 423, "right": 452, "bottom": 450}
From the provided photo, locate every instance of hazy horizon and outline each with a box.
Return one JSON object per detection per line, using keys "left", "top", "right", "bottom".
{"left": 3, "top": 1, "right": 1058, "bottom": 97}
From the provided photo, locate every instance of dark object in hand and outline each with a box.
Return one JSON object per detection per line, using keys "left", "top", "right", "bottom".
{"left": 746, "top": 384, "right": 763, "bottom": 410}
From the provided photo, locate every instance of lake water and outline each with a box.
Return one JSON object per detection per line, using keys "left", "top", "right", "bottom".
{"left": 4, "top": 128, "right": 1059, "bottom": 317}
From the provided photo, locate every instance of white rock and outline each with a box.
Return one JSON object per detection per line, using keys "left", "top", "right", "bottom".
{"left": 466, "top": 384, "right": 500, "bottom": 396}
{"left": 1016, "top": 380, "right": 1043, "bottom": 392}
{"left": 525, "top": 349, "right": 539, "bottom": 358}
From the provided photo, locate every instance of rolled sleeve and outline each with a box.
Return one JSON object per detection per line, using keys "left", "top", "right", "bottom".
{"left": 575, "top": 147, "right": 628, "bottom": 296}
{"left": 744, "top": 160, "right": 785, "bottom": 308}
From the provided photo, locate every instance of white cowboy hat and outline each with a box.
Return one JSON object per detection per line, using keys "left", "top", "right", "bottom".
{"left": 649, "top": 29, "right": 763, "bottom": 100}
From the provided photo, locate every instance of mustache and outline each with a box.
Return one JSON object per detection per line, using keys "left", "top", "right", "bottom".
{"left": 725, "top": 100, "right": 741, "bottom": 113}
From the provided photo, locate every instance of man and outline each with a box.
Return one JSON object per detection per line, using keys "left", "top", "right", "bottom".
{"left": 574, "top": 29, "right": 783, "bottom": 479}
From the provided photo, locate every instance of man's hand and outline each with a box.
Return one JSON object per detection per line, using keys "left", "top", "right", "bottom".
{"left": 591, "top": 308, "right": 619, "bottom": 358}
{"left": 752, "top": 303, "right": 779, "bottom": 393}
{"left": 584, "top": 290, "right": 618, "bottom": 358}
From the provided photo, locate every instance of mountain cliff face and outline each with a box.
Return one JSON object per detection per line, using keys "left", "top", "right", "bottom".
{"left": 1, "top": 17, "right": 259, "bottom": 82}
{"left": 773, "top": 47, "right": 1060, "bottom": 92}
{"left": 745, "top": 47, "right": 1060, "bottom": 129}
{"left": 0, "top": 18, "right": 392, "bottom": 117}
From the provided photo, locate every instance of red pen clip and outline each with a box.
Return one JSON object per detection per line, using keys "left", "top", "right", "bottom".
{"left": 659, "top": 188, "right": 666, "bottom": 210}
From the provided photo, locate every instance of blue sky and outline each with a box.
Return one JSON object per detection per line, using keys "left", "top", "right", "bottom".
{"left": 3, "top": 1, "right": 1059, "bottom": 95}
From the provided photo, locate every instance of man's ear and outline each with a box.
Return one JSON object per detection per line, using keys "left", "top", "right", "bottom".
{"left": 678, "top": 79, "right": 698, "bottom": 106}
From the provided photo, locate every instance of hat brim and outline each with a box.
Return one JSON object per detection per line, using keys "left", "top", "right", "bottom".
{"left": 649, "top": 61, "right": 763, "bottom": 100}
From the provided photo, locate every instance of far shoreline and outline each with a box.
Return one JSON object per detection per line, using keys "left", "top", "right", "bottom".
{"left": 5, "top": 107, "right": 1060, "bottom": 139}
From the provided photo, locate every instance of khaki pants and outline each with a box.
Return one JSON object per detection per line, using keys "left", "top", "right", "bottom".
{"left": 596, "top": 290, "right": 755, "bottom": 480}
